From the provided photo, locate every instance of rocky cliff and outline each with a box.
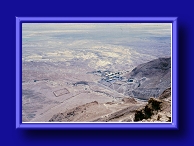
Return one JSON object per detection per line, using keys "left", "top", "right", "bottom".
{"left": 134, "top": 87, "right": 171, "bottom": 122}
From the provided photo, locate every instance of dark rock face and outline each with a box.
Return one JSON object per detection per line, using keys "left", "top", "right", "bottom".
{"left": 134, "top": 98, "right": 162, "bottom": 121}
{"left": 134, "top": 87, "right": 171, "bottom": 122}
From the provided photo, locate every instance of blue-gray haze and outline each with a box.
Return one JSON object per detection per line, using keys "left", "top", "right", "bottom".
{"left": 22, "top": 23, "right": 171, "bottom": 70}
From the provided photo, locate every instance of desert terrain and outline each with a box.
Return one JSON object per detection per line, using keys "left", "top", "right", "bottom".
{"left": 22, "top": 23, "right": 171, "bottom": 122}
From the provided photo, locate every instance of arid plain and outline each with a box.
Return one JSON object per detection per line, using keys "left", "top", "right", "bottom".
{"left": 22, "top": 23, "right": 171, "bottom": 122}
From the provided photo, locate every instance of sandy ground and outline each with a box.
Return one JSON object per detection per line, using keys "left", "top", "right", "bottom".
{"left": 22, "top": 59, "right": 171, "bottom": 122}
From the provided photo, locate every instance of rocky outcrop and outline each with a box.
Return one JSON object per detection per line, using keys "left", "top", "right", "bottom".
{"left": 48, "top": 97, "right": 141, "bottom": 122}
{"left": 158, "top": 87, "right": 171, "bottom": 100}
{"left": 134, "top": 87, "right": 171, "bottom": 122}
{"left": 92, "top": 105, "right": 142, "bottom": 122}
{"left": 122, "top": 97, "right": 137, "bottom": 104}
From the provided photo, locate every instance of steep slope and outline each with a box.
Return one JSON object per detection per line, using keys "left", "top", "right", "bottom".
{"left": 125, "top": 57, "right": 171, "bottom": 100}
{"left": 48, "top": 97, "right": 143, "bottom": 122}
{"left": 48, "top": 88, "right": 171, "bottom": 122}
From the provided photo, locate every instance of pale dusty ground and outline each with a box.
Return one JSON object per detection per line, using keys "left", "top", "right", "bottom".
{"left": 22, "top": 61, "right": 138, "bottom": 122}
{"left": 48, "top": 98, "right": 146, "bottom": 122}
{"left": 22, "top": 59, "right": 171, "bottom": 122}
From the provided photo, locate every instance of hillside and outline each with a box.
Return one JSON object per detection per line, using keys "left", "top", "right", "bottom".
{"left": 124, "top": 57, "right": 171, "bottom": 100}
{"left": 49, "top": 87, "right": 171, "bottom": 122}
{"left": 48, "top": 57, "right": 172, "bottom": 122}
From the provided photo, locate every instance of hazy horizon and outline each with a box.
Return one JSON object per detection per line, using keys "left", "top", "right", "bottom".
{"left": 22, "top": 23, "right": 171, "bottom": 71}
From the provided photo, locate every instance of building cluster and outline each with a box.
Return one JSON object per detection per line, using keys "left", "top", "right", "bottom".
{"left": 101, "top": 71, "right": 123, "bottom": 82}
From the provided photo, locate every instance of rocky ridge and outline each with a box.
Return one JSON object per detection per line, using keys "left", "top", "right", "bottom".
{"left": 134, "top": 87, "right": 171, "bottom": 122}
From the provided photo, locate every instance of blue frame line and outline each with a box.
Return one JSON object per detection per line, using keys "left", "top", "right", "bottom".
{"left": 172, "top": 17, "right": 178, "bottom": 128}
{"left": 16, "top": 17, "right": 178, "bottom": 129}
{"left": 17, "top": 17, "right": 176, "bottom": 22}
{"left": 16, "top": 17, "right": 21, "bottom": 129}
